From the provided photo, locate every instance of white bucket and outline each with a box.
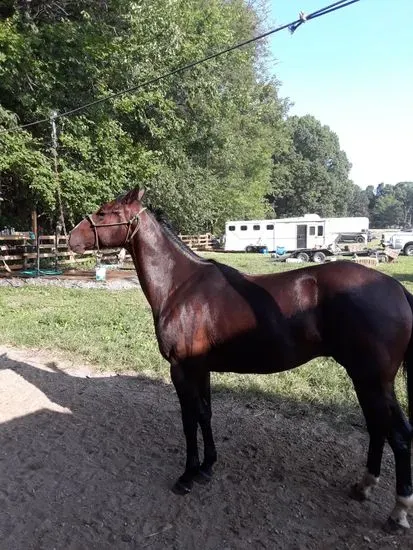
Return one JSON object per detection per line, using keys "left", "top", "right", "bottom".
{"left": 285, "top": 258, "right": 302, "bottom": 263}
{"left": 95, "top": 266, "right": 107, "bottom": 282}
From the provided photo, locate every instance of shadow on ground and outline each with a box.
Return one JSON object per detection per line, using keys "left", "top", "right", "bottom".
{"left": 0, "top": 351, "right": 409, "bottom": 550}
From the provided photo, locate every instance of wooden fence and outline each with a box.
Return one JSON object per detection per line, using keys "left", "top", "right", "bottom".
{"left": 178, "top": 233, "right": 214, "bottom": 251}
{"left": 0, "top": 232, "right": 215, "bottom": 272}
{"left": 0, "top": 234, "right": 111, "bottom": 272}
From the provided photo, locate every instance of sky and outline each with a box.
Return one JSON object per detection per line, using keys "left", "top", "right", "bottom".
{"left": 265, "top": 0, "right": 413, "bottom": 189}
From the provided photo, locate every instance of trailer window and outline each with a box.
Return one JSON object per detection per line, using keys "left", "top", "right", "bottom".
{"left": 309, "top": 226, "right": 316, "bottom": 236}
{"left": 240, "top": 225, "right": 247, "bottom": 231}
{"left": 228, "top": 225, "right": 235, "bottom": 231}
{"left": 253, "top": 225, "right": 260, "bottom": 230}
{"left": 317, "top": 225, "right": 324, "bottom": 236}
{"left": 266, "top": 224, "right": 274, "bottom": 230}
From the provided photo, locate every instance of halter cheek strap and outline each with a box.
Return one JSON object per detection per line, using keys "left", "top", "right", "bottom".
{"left": 86, "top": 207, "right": 147, "bottom": 254}
{"left": 128, "top": 209, "right": 146, "bottom": 242}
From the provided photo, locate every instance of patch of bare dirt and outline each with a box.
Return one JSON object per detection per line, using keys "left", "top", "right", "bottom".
{"left": 0, "top": 269, "right": 140, "bottom": 290}
{"left": 0, "top": 346, "right": 410, "bottom": 549}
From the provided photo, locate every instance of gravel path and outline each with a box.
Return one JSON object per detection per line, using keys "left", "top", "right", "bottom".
{"left": 0, "top": 272, "right": 141, "bottom": 291}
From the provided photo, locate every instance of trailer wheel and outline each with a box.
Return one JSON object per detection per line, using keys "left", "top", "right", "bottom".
{"left": 245, "top": 245, "right": 254, "bottom": 253}
{"left": 312, "top": 251, "right": 326, "bottom": 263}
{"left": 296, "top": 252, "right": 310, "bottom": 262}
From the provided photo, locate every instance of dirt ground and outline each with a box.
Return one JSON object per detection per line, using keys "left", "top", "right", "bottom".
{"left": 0, "top": 346, "right": 411, "bottom": 550}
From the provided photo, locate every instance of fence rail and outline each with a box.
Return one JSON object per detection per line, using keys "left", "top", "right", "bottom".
{"left": 178, "top": 233, "right": 214, "bottom": 250}
{"left": 0, "top": 234, "right": 96, "bottom": 272}
{"left": 0, "top": 232, "right": 215, "bottom": 271}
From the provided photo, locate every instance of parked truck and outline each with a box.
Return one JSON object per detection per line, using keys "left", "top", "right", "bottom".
{"left": 383, "top": 231, "right": 413, "bottom": 256}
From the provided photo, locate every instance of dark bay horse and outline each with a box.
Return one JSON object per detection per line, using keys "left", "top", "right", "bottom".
{"left": 69, "top": 188, "right": 413, "bottom": 530}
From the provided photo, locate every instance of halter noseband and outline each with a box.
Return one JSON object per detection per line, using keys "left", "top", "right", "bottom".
{"left": 86, "top": 207, "right": 147, "bottom": 254}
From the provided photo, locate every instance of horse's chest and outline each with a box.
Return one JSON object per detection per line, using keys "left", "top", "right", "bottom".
{"left": 156, "top": 313, "right": 212, "bottom": 362}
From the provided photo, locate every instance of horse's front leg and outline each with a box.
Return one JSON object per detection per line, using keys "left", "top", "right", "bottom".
{"left": 170, "top": 363, "right": 201, "bottom": 495}
{"left": 196, "top": 370, "right": 217, "bottom": 483}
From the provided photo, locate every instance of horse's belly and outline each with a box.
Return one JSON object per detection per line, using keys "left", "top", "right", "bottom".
{"left": 208, "top": 335, "right": 319, "bottom": 374}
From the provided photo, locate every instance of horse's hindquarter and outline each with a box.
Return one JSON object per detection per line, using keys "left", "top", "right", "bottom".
{"left": 315, "top": 261, "right": 413, "bottom": 373}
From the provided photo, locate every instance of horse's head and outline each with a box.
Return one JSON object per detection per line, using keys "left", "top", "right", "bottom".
{"left": 68, "top": 187, "right": 145, "bottom": 254}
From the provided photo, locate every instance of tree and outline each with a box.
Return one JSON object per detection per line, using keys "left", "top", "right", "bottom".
{"left": 393, "top": 182, "right": 413, "bottom": 227}
{"left": 0, "top": 0, "right": 289, "bottom": 234}
{"left": 365, "top": 182, "right": 413, "bottom": 228}
{"left": 365, "top": 184, "right": 376, "bottom": 212}
{"left": 0, "top": 106, "right": 55, "bottom": 229}
{"left": 346, "top": 183, "right": 369, "bottom": 217}
{"left": 269, "top": 115, "right": 353, "bottom": 218}
{"left": 372, "top": 194, "right": 404, "bottom": 228}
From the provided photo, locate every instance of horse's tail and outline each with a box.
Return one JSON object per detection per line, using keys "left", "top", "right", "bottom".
{"left": 403, "top": 289, "right": 413, "bottom": 427}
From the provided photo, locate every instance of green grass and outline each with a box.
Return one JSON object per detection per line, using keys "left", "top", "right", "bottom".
{"left": 202, "top": 252, "right": 298, "bottom": 274}
{"left": 0, "top": 252, "right": 410, "bottom": 412}
{"left": 0, "top": 287, "right": 165, "bottom": 377}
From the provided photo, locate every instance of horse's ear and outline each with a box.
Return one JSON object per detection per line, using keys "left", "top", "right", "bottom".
{"left": 123, "top": 187, "right": 145, "bottom": 204}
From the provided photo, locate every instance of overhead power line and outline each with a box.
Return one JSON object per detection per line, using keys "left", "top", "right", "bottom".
{"left": 0, "top": 0, "right": 361, "bottom": 135}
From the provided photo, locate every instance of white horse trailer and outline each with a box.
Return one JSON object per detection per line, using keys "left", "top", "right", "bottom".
{"left": 224, "top": 214, "right": 369, "bottom": 252}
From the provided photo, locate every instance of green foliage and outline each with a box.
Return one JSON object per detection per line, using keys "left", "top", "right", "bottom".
{"left": 269, "top": 115, "right": 353, "bottom": 218}
{"left": 0, "top": 0, "right": 289, "bottom": 233}
{"left": 373, "top": 193, "right": 404, "bottom": 228}
{"left": 0, "top": 106, "right": 55, "bottom": 228}
{"left": 346, "top": 183, "right": 369, "bottom": 217}
{"left": 5, "top": 1, "right": 399, "bottom": 234}
{"left": 363, "top": 181, "right": 413, "bottom": 228}
{"left": 393, "top": 182, "right": 413, "bottom": 226}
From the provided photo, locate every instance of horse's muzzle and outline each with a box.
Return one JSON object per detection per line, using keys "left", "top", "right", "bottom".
{"left": 68, "top": 232, "right": 86, "bottom": 254}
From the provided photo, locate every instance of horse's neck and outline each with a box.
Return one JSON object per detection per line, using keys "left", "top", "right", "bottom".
{"left": 129, "top": 213, "right": 202, "bottom": 316}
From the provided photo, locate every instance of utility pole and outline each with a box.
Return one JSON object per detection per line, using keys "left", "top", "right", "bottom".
{"left": 50, "top": 111, "right": 67, "bottom": 236}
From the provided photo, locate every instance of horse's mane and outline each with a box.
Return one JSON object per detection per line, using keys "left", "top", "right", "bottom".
{"left": 116, "top": 191, "right": 128, "bottom": 202}
{"left": 152, "top": 208, "right": 209, "bottom": 263}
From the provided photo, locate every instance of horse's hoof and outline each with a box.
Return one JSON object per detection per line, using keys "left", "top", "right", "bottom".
{"left": 349, "top": 483, "right": 367, "bottom": 502}
{"left": 193, "top": 467, "right": 212, "bottom": 485}
{"left": 171, "top": 479, "right": 192, "bottom": 496}
{"left": 383, "top": 517, "right": 410, "bottom": 533}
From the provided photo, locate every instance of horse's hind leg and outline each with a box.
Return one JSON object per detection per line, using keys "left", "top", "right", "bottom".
{"left": 351, "top": 381, "right": 386, "bottom": 501}
{"left": 352, "top": 379, "right": 413, "bottom": 530}
{"left": 385, "top": 391, "right": 413, "bottom": 531}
